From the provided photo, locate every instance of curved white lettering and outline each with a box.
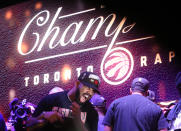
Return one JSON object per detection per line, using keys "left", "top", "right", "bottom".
{"left": 18, "top": 7, "right": 136, "bottom": 60}
{"left": 18, "top": 10, "right": 50, "bottom": 55}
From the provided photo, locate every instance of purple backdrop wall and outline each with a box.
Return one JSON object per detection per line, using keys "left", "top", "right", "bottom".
{"left": 0, "top": 0, "right": 180, "bottom": 120}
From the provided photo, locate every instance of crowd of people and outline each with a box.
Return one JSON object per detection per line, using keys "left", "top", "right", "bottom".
{"left": 1, "top": 71, "right": 181, "bottom": 131}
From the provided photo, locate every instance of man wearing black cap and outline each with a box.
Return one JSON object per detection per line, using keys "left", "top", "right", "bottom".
{"left": 27, "top": 71, "right": 100, "bottom": 131}
{"left": 103, "top": 77, "right": 168, "bottom": 131}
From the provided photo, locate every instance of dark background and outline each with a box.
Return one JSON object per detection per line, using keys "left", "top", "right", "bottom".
{"left": 0, "top": 0, "right": 180, "bottom": 120}
{"left": 0, "top": 0, "right": 179, "bottom": 50}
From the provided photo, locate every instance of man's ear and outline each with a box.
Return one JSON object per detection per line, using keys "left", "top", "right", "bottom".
{"left": 145, "top": 90, "right": 149, "bottom": 97}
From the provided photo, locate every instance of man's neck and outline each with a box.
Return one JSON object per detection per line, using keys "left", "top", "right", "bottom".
{"left": 97, "top": 111, "right": 105, "bottom": 116}
{"left": 132, "top": 92, "right": 144, "bottom": 96}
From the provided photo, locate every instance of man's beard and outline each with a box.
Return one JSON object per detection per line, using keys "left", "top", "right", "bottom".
{"left": 75, "top": 88, "right": 88, "bottom": 105}
{"left": 75, "top": 88, "right": 81, "bottom": 104}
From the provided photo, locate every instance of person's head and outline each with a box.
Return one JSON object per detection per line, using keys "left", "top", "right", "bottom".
{"left": 48, "top": 86, "right": 64, "bottom": 94}
{"left": 90, "top": 94, "right": 106, "bottom": 107}
{"left": 130, "top": 77, "right": 150, "bottom": 96}
{"left": 69, "top": 71, "right": 100, "bottom": 104}
{"left": 146, "top": 90, "right": 155, "bottom": 102}
{"left": 90, "top": 93, "right": 106, "bottom": 114}
{"left": 175, "top": 72, "right": 181, "bottom": 96}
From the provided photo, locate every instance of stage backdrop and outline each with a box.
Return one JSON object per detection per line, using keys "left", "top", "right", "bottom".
{"left": 0, "top": 0, "right": 180, "bottom": 119}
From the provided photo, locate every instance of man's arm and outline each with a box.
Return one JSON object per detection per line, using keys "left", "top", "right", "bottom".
{"left": 71, "top": 102, "right": 88, "bottom": 131}
{"left": 102, "top": 101, "right": 115, "bottom": 131}
{"left": 27, "top": 111, "right": 64, "bottom": 130}
{"left": 157, "top": 109, "right": 168, "bottom": 131}
{"left": 159, "top": 128, "right": 168, "bottom": 131}
{"left": 26, "top": 95, "right": 48, "bottom": 130}
{"left": 104, "top": 125, "right": 112, "bottom": 131}
{"left": 26, "top": 115, "right": 46, "bottom": 131}
{"left": 26, "top": 94, "right": 64, "bottom": 130}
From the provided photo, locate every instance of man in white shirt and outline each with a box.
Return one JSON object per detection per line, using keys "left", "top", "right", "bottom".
{"left": 167, "top": 72, "right": 181, "bottom": 131}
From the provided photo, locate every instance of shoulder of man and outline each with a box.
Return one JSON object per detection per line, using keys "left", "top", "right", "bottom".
{"left": 105, "top": 96, "right": 127, "bottom": 112}
{"left": 112, "top": 95, "right": 131, "bottom": 104}
{"left": 32, "top": 91, "right": 67, "bottom": 117}
{"left": 43, "top": 91, "right": 67, "bottom": 102}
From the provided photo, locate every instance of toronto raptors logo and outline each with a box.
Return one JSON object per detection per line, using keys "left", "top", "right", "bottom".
{"left": 101, "top": 47, "right": 134, "bottom": 85}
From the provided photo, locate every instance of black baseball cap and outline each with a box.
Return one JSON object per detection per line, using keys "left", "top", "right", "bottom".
{"left": 78, "top": 71, "right": 100, "bottom": 94}
{"left": 131, "top": 77, "right": 150, "bottom": 92}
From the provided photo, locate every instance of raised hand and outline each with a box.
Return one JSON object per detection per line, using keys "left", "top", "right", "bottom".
{"left": 70, "top": 102, "right": 81, "bottom": 120}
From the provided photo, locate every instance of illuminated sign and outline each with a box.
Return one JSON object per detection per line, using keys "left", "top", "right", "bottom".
{"left": 23, "top": 51, "right": 175, "bottom": 87}
{"left": 17, "top": 7, "right": 177, "bottom": 86}
{"left": 18, "top": 7, "right": 160, "bottom": 86}
{"left": 101, "top": 47, "right": 134, "bottom": 85}
{"left": 0, "top": 0, "right": 178, "bottom": 121}
{"left": 17, "top": 7, "right": 136, "bottom": 60}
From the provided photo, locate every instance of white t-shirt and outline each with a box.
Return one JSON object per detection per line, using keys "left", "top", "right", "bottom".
{"left": 169, "top": 110, "right": 181, "bottom": 131}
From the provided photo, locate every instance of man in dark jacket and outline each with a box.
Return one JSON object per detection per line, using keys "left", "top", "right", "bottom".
{"left": 103, "top": 77, "right": 168, "bottom": 131}
{"left": 27, "top": 71, "right": 100, "bottom": 131}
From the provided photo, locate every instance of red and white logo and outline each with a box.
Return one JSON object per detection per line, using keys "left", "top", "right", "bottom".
{"left": 101, "top": 47, "right": 134, "bottom": 85}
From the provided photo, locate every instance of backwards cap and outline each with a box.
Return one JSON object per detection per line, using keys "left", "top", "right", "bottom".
{"left": 131, "top": 77, "right": 150, "bottom": 92}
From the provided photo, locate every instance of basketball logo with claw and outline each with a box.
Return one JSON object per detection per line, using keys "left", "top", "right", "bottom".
{"left": 101, "top": 47, "right": 134, "bottom": 85}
